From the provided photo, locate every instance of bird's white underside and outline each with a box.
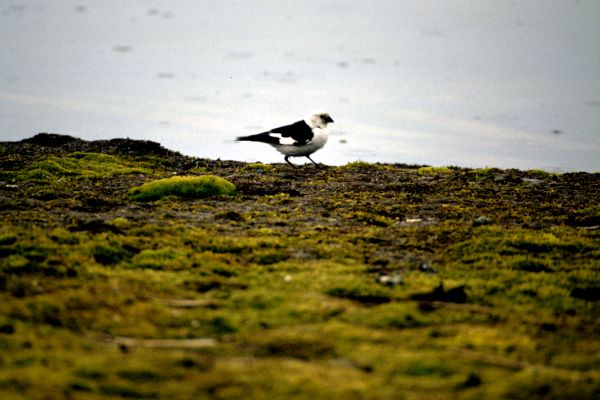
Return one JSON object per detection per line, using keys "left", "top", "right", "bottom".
{"left": 272, "top": 128, "right": 329, "bottom": 157}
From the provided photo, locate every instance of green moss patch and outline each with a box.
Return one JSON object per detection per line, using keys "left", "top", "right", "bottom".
{"left": 128, "top": 175, "right": 236, "bottom": 201}
{"left": 21, "top": 152, "right": 148, "bottom": 180}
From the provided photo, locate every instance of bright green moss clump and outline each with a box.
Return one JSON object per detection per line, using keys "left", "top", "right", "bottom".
{"left": 128, "top": 175, "right": 236, "bottom": 201}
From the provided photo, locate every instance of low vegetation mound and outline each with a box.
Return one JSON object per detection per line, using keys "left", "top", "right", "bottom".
{"left": 20, "top": 133, "right": 177, "bottom": 157}
{"left": 128, "top": 175, "right": 236, "bottom": 201}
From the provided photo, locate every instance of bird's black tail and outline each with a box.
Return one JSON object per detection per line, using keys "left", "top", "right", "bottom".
{"left": 235, "top": 132, "right": 278, "bottom": 144}
{"left": 235, "top": 134, "right": 257, "bottom": 142}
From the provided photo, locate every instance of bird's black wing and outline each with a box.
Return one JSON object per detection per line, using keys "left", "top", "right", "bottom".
{"left": 269, "top": 120, "right": 314, "bottom": 145}
{"left": 237, "top": 120, "right": 314, "bottom": 146}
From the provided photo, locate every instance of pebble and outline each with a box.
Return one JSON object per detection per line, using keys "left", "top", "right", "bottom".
{"left": 418, "top": 263, "right": 436, "bottom": 274}
{"left": 376, "top": 273, "right": 403, "bottom": 286}
{"left": 473, "top": 216, "right": 492, "bottom": 226}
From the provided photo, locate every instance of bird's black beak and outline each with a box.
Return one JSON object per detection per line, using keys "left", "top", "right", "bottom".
{"left": 324, "top": 115, "right": 334, "bottom": 123}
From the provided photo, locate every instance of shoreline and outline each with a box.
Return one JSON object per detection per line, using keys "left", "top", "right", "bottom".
{"left": 3, "top": 132, "right": 597, "bottom": 174}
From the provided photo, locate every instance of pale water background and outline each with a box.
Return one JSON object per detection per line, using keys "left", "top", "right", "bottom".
{"left": 1, "top": 0, "right": 599, "bottom": 171}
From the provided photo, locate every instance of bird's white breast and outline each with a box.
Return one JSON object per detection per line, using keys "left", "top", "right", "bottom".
{"left": 273, "top": 128, "right": 328, "bottom": 156}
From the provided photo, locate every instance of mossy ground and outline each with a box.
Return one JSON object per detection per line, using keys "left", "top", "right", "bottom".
{"left": 0, "top": 134, "right": 599, "bottom": 399}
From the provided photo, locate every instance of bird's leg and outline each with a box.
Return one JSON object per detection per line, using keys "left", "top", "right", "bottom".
{"left": 284, "top": 156, "right": 297, "bottom": 168}
{"left": 306, "top": 155, "right": 319, "bottom": 168}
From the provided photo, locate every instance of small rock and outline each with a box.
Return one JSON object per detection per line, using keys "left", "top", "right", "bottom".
{"left": 376, "top": 273, "right": 403, "bottom": 286}
{"left": 418, "top": 263, "right": 436, "bottom": 274}
{"left": 473, "top": 216, "right": 492, "bottom": 226}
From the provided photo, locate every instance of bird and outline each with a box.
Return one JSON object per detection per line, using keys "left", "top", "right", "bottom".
{"left": 236, "top": 111, "right": 334, "bottom": 167}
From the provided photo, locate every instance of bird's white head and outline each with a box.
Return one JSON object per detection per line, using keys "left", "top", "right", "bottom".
{"left": 305, "top": 111, "right": 334, "bottom": 129}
